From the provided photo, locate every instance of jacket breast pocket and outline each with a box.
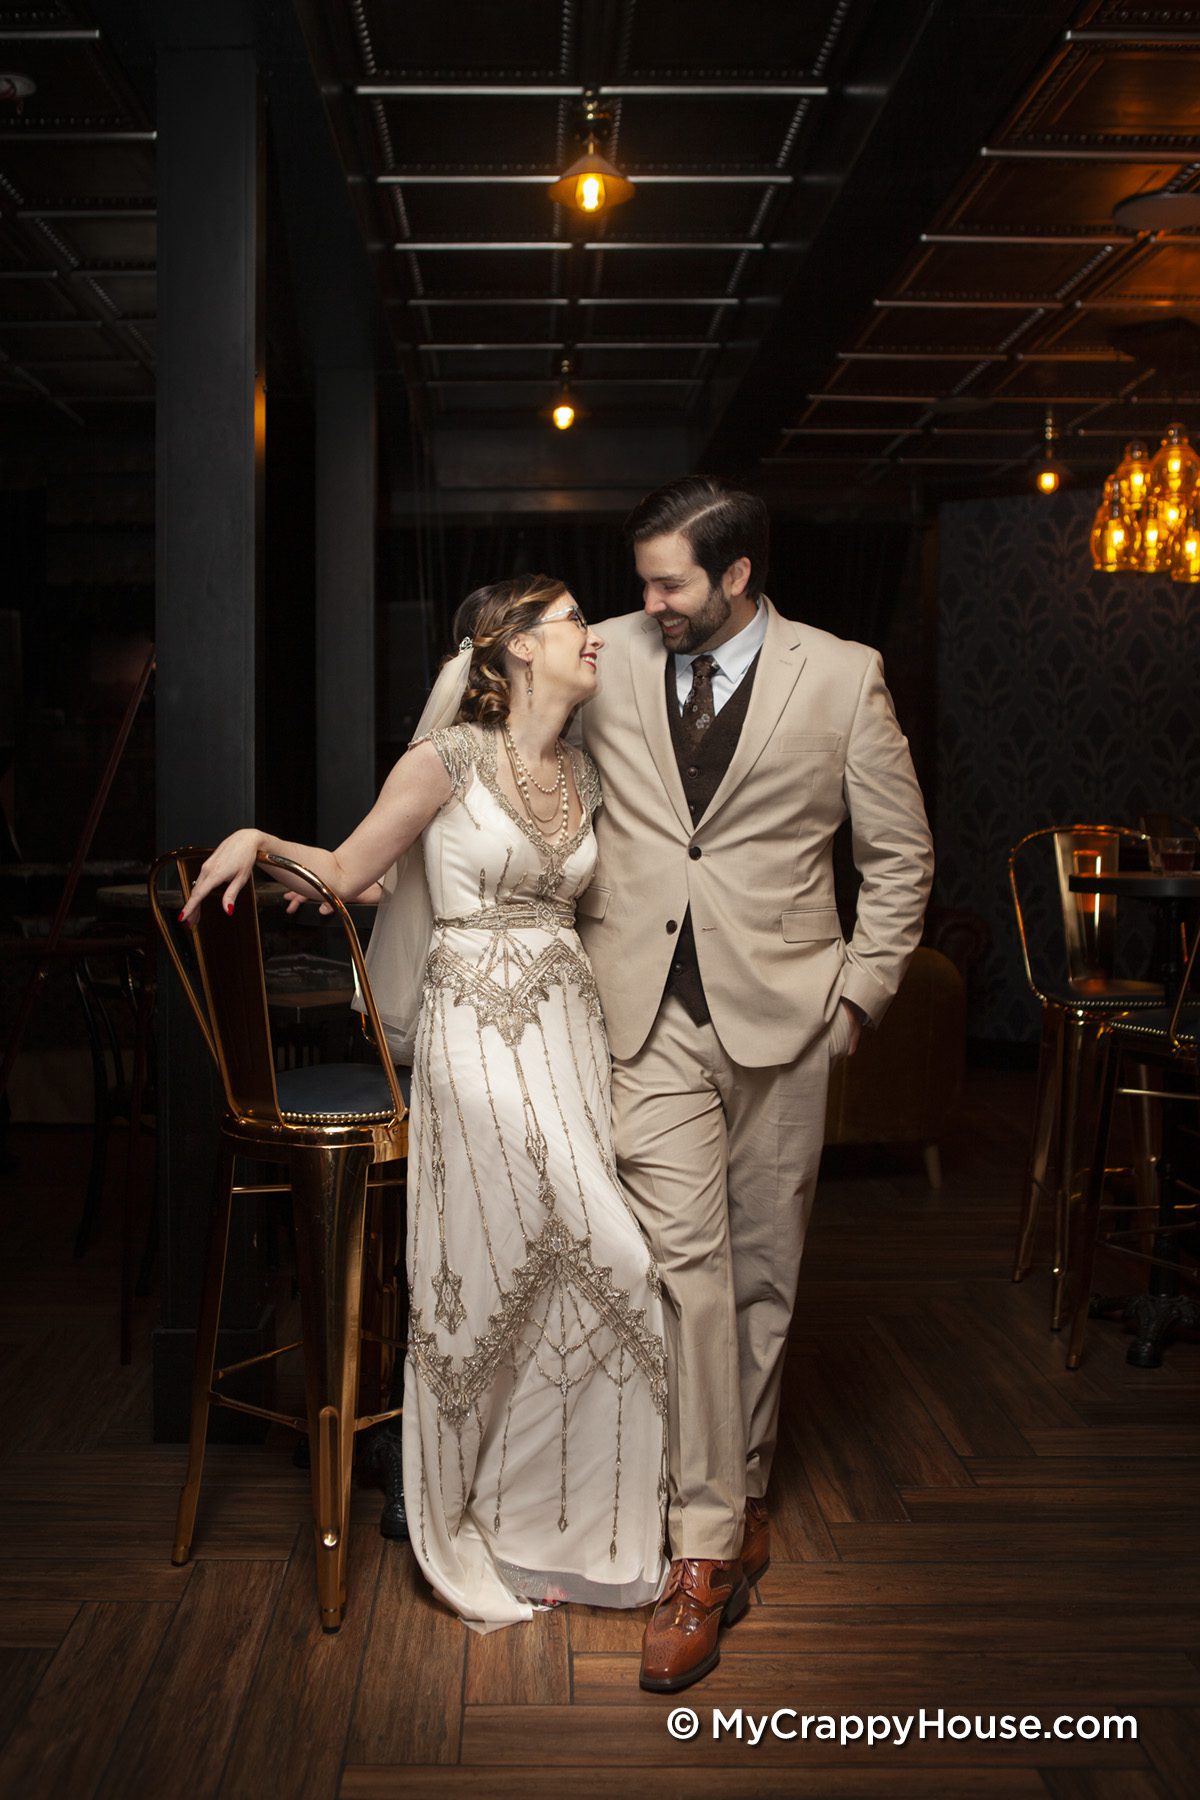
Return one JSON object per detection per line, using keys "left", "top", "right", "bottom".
{"left": 777, "top": 733, "right": 841, "bottom": 756}
{"left": 576, "top": 884, "right": 610, "bottom": 921}
{"left": 781, "top": 907, "right": 842, "bottom": 942}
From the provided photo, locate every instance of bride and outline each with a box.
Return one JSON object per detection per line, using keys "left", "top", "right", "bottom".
{"left": 179, "top": 574, "right": 669, "bottom": 1632}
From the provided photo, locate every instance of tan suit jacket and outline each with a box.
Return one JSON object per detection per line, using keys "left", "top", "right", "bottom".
{"left": 578, "top": 598, "right": 933, "bottom": 1067}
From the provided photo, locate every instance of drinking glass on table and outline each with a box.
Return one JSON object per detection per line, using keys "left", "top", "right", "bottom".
{"left": 1149, "top": 836, "right": 1197, "bottom": 873}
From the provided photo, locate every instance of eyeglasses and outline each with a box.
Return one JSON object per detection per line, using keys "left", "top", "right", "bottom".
{"left": 538, "top": 603, "right": 588, "bottom": 632}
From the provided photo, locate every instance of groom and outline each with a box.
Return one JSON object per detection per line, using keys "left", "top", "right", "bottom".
{"left": 577, "top": 476, "right": 933, "bottom": 1692}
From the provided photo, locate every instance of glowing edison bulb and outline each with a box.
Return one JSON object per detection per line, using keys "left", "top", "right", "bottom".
{"left": 552, "top": 400, "right": 576, "bottom": 431}
{"left": 1114, "top": 439, "right": 1149, "bottom": 510}
{"left": 1139, "top": 505, "right": 1170, "bottom": 572}
{"left": 1090, "top": 481, "right": 1133, "bottom": 571}
{"left": 1171, "top": 506, "right": 1200, "bottom": 583}
{"left": 1036, "top": 465, "right": 1060, "bottom": 495}
{"left": 577, "top": 172, "right": 606, "bottom": 213}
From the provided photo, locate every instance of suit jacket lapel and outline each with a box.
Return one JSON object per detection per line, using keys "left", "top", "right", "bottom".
{"left": 702, "top": 599, "right": 807, "bottom": 828}
{"left": 629, "top": 618, "right": 692, "bottom": 833}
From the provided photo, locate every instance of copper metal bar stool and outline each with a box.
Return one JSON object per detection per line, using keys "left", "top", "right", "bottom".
{"left": 1066, "top": 930, "right": 1199, "bottom": 1369}
{"left": 149, "top": 847, "right": 409, "bottom": 1631}
{"left": 1009, "top": 825, "right": 1158, "bottom": 1329}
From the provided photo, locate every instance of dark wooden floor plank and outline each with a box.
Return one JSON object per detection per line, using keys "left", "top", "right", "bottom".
{"left": 341, "top": 1769, "right": 1048, "bottom": 1798}
{"left": 1038, "top": 1772, "right": 1168, "bottom": 1800}
{"left": 759, "top": 1560, "right": 1200, "bottom": 1609}
{"left": 867, "top": 1313, "right": 1035, "bottom": 1460}
{"left": 812, "top": 1331, "right": 976, "bottom": 1492}
{"left": 830, "top": 1522, "right": 1198, "bottom": 1562}
{"left": 465, "top": 1602, "right": 569, "bottom": 1705}
{"left": 216, "top": 1525, "right": 385, "bottom": 1800}
{"left": 459, "top": 1704, "right": 1147, "bottom": 1768}
{"left": 757, "top": 1406, "right": 839, "bottom": 1562}
{"left": 571, "top": 1650, "right": 1200, "bottom": 1709}
{"left": 787, "top": 1358, "right": 910, "bottom": 1525}
{"left": 93, "top": 1562, "right": 284, "bottom": 1799}
{"left": 344, "top": 1546, "right": 465, "bottom": 1766}
{"left": 0, "top": 1602, "right": 174, "bottom": 1798}
{"left": 1132, "top": 1706, "right": 1200, "bottom": 1799}
{"left": 1024, "top": 1429, "right": 1200, "bottom": 1458}
{"left": 899, "top": 1485, "right": 1200, "bottom": 1522}
{"left": 0, "top": 1599, "right": 80, "bottom": 1648}
{"left": 0, "top": 1649, "right": 53, "bottom": 1755}
{"left": 0, "top": 1559, "right": 194, "bottom": 1605}
{"left": 566, "top": 1600, "right": 649, "bottom": 1655}
{"left": 965, "top": 1458, "right": 1200, "bottom": 1486}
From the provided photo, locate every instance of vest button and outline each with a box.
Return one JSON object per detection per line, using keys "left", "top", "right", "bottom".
{"left": 666, "top": 919, "right": 678, "bottom": 934}
{"left": 689, "top": 845, "right": 702, "bottom": 860}
{"left": 688, "top": 766, "right": 699, "bottom": 777}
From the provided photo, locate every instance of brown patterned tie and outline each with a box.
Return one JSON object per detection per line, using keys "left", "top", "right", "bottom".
{"left": 681, "top": 653, "right": 717, "bottom": 755}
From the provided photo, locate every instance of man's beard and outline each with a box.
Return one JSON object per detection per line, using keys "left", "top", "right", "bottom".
{"left": 657, "top": 579, "right": 731, "bottom": 654}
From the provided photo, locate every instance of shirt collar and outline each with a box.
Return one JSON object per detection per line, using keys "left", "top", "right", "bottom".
{"left": 674, "top": 598, "right": 767, "bottom": 685}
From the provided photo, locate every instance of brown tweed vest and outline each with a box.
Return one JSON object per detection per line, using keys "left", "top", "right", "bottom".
{"left": 663, "top": 650, "right": 760, "bottom": 1025}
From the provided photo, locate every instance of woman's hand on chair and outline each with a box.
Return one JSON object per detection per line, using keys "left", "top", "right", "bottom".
{"left": 178, "top": 829, "right": 263, "bottom": 926}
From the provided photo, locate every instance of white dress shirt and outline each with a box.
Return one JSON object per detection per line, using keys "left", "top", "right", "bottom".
{"left": 673, "top": 599, "right": 768, "bottom": 715}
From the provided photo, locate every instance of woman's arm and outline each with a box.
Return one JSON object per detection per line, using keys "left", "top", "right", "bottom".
{"left": 178, "top": 739, "right": 452, "bottom": 924}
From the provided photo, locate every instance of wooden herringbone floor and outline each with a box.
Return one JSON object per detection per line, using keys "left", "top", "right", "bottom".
{"left": 1, "top": 1068, "right": 1198, "bottom": 1800}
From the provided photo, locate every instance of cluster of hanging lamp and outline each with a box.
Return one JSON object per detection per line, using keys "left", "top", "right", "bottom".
{"left": 1089, "top": 424, "right": 1200, "bottom": 583}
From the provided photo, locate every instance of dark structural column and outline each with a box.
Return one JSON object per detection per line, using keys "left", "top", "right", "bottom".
{"left": 153, "top": 1, "right": 270, "bottom": 1438}
{"left": 315, "top": 367, "right": 377, "bottom": 844}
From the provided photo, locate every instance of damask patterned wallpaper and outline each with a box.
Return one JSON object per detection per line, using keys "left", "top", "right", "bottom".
{"left": 936, "top": 489, "right": 1200, "bottom": 1042}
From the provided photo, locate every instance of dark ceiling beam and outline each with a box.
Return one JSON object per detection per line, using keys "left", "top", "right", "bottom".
{"left": 355, "top": 83, "right": 828, "bottom": 98}
{"left": 1065, "top": 28, "right": 1200, "bottom": 44}
{"left": 921, "top": 231, "right": 1126, "bottom": 246}
{"left": 17, "top": 206, "right": 156, "bottom": 219}
{"left": 875, "top": 298, "right": 1062, "bottom": 311}
{"left": 415, "top": 340, "right": 717, "bottom": 351}
{"left": 981, "top": 145, "right": 1200, "bottom": 162}
{"left": 0, "top": 130, "right": 155, "bottom": 143}
{"left": 0, "top": 27, "right": 99, "bottom": 39}
{"left": 374, "top": 171, "right": 793, "bottom": 185}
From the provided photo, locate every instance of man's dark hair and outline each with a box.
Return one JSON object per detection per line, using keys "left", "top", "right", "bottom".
{"left": 623, "top": 475, "right": 770, "bottom": 601}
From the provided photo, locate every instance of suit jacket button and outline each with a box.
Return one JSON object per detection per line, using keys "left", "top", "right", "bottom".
{"left": 666, "top": 919, "right": 678, "bottom": 934}
{"left": 689, "top": 845, "right": 702, "bottom": 860}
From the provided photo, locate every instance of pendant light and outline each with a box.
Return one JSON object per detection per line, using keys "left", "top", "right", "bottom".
{"left": 1033, "top": 408, "right": 1065, "bottom": 494}
{"left": 548, "top": 93, "right": 635, "bottom": 217}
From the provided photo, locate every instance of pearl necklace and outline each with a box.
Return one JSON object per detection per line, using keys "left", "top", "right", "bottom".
{"left": 503, "top": 725, "right": 570, "bottom": 842}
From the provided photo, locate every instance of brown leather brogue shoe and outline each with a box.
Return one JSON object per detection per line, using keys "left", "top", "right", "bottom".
{"left": 741, "top": 1497, "right": 770, "bottom": 1586}
{"left": 639, "top": 1557, "right": 749, "bottom": 1693}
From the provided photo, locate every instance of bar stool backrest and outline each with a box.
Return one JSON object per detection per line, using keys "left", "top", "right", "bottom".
{"left": 1009, "top": 824, "right": 1150, "bottom": 1004}
{"left": 148, "top": 847, "right": 407, "bottom": 1133}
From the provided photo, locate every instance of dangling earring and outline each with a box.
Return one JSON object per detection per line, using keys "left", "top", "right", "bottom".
{"left": 525, "top": 663, "right": 534, "bottom": 705}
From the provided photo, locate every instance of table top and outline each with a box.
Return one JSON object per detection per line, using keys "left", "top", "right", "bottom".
{"left": 1069, "top": 870, "right": 1200, "bottom": 899}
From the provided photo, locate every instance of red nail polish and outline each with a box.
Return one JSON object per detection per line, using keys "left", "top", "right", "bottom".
{"left": 177, "top": 910, "right": 185, "bottom": 922}
{"left": 225, "top": 901, "right": 233, "bottom": 915}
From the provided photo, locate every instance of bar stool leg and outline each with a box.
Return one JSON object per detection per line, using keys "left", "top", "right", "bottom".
{"left": 1052, "top": 1013, "right": 1101, "bottom": 1331}
{"left": 1014, "top": 1004, "right": 1062, "bottom": 1282}
{"left": 172, "top": 1136, "right": 237, "bottom": 1564}
{"left": 1066, "top": 1036, "right": 1118, "bottom": 1370}
{"left": 290, "top": 1141, "right": 373, "bottom": 1632}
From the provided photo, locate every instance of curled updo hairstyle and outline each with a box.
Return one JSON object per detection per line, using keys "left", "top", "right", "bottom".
{"left": 452, "top": 573, "right": 568, "bottom": 727}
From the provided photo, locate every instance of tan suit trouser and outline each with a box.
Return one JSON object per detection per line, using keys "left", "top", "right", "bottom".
{"left": 611, "top": 994, "right": 848, "bottom": 1560}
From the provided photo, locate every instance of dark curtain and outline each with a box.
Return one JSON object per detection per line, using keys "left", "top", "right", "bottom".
{"left": 386, "top": 513, "right": 916, "bottom": 655}
{"left": 769, "top": 518, "right": 916, "bottom": 650}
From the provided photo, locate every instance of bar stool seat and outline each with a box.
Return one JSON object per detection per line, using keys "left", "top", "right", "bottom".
{"left": 150, "top": 846, "right": 409, "bottom": 1632}
{"left": 275, "top": 1062, "right": 411, "bottom": 1124}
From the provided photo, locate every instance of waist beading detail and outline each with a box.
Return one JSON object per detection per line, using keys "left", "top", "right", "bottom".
{"left": 434, "top": 898, "right": 577, "bottom": 933}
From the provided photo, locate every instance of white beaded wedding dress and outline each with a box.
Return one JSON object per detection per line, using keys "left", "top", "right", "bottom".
{"left": 400, "top": 722, "right": 668, "bottom": 1632}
